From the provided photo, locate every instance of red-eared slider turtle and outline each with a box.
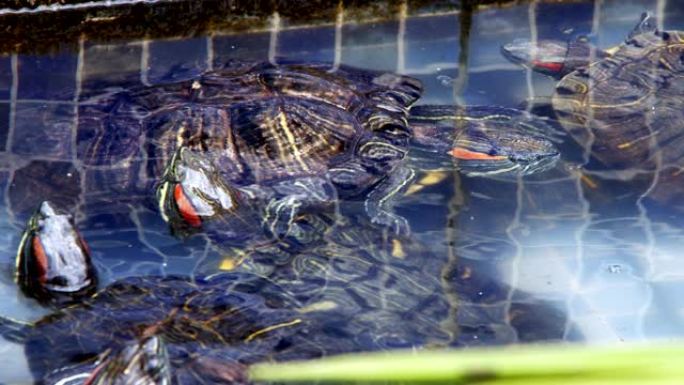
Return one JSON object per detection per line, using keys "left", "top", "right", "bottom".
{"left": 5, "top": 60, "right": 558, "bottom": 248}
{"left": 15, "top": 201, "right": 97, "bottom": 305}
{"left": 501, "top": 13, "right": 684, "bottom": 202}
{"left": 2, "top": 271, "right": 309, "bottom": 385}
{"left": 42, "top": 336, "right": 175, "bottom": 385}
{"left": 5, "top": 200, "right": 569, "bottom": 384}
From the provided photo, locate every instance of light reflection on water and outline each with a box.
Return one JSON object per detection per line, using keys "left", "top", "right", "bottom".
{"left": 2, "top": 0, "right": 684, "bottom": 383}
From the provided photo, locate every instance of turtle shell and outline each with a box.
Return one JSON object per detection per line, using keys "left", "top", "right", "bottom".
{"left": 10, "top": 213, "right": 570, "bottom": 383}
{"left": 19, "top": 273, "right": 307, "bottom": 381}
{"left": 6, "top": 61, "right": 422, "bottom": 216}
{"left": 81, "top": 60, "right": 421, "bottom": 186}
{"left": 552, "top": 29, "right": 684, "bottom": 171}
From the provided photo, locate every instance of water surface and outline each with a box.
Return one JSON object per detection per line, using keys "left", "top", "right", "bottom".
{"left": 2, "top": 1, "right": 684, "bottom": 382}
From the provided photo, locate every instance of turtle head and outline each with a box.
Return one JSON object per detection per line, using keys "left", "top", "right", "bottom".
{"left": 83, "top": 336, "right": 171, "bottom": 385}
{"left": 157, "top": 147, "right": 262, "bottom": 245}
{"left": 501, "top": 37, "right": 605, "bottom": 78}
{"left": 410, "top": 106, "right": 559, "bottom": 177}
{"left": 15, "top": 201, "right": 97, "bottom": 305}
{"left": 451, "top": 125, "right": 559, "bottom": 177}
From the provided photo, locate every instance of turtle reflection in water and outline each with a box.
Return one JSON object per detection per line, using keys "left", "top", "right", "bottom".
{"left": 3, "top": 201, "right": 568, "bottom": 384}
{"left": 502, "top": 13, "right": 684, "bottom": 204}
{"left": 7, "top": 60, "right": 558, "bottom": 255}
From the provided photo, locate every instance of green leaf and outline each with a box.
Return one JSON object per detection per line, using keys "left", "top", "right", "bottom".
{"left": 249, "top": 343, "right": 684, "bottom": 384}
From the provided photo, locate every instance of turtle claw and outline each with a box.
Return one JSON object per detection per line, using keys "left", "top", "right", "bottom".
{"left": 370, "top": 210, "right": 411, "bottom": 237}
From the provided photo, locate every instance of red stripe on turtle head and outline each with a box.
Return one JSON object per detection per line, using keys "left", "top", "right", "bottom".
{"left": 31, "top": 236, "right": 48, "bottom": 284}
{"left": 531, "top": 60, "right": 564, "bottom": 74}
{"left": 449, "top": 147, "right": 507, "bottom": 161}
{"left": 173, "top": 184, "right": 202, "bottom": 228}
{"left": 75, "top": 230, "right": 91, "bottom": 257}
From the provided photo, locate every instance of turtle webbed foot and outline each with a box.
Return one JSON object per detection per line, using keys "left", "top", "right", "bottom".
{"left": 368, "top": 208, "right": 410, "bottom": 236}
{"left": 363, "top": 166, "right": 415, "bottom": 236}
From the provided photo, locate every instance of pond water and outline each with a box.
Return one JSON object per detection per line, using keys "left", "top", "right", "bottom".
{"left": 2, "top": 0, "right": 684, "bottom": 383}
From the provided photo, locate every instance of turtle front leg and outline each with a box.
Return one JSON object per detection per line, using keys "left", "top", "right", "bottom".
{"left": 363, "top": 165, "right": 416, "bottom": 236}
{"left": 260, "top": 176, "right": 338, "bottom": 240}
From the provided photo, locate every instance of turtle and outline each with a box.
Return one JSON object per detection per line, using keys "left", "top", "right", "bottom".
{"left": 3, "top": 199, "right": 570, "bottom": 384}
{"left": 4, "top": 60, "right": 559, "bottom": 251}
{"left": 14, "top": 201, "right": 98, "bottom": 305}
{"left": 41, "top": 335, "right": 253, "bottom": 385}
{"left": 41, "top": 336, "right": 176, "bottom": 385}
{"left": 500, "top": 13, "right": 684, "bottom": 203}
{"left": 156, "top": 103, "right": 560, "bottom": 256}
{"left": 2, "top": 271, "right": 311, "bottom": 385}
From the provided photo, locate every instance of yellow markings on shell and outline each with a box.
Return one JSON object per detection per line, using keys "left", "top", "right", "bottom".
{"left": 580, "top": 173, "right": 598, "bottom": 189}
{"left": 417, "top": 171, "right": 448, "bottom": 186}
{"left": 604, "top": 46, "right": 620, "bottom": 56}
{"left": 219, "top": 250, "right": 247, "bottom": 271}
{"left": 297, "top": 301, "right": 338, "bottom": 313}
{"left": 219, "top": 258, "right": 239, "bottom": 271}
{"left": 406, "top": 171, "right": 448, "bottom": 195}
{"left": 405, "top": 184, "right": 422, "bottom": 195}
{"left": 616, "top": 128, "right": 661, "bottom": 151}
{"left": 278, "top": 110, "right": 310, "bottom": 172}
{"left": 564, "top": 78, "right": 589, "bottom": 95}
{"left": 659, "top": 57, "right": 675, "bottom": 71}
{"left": 391, "top": 239, "right": 406, "bottom": 259}
{"left": 244, "top": 319, "right": 303, "bottom": 342}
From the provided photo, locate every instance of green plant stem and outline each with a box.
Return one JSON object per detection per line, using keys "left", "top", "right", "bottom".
{"left": 249, "top": 343, "right": 684, "bottom": 384}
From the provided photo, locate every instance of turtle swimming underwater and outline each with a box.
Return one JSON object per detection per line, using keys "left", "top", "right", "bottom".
{"left": 3, "top": 271, "right": 310, "bottom": 384}
{"left": 501, "top": 13, "right": 684, "bottom": 203}
{"left": 4, "top": 200, "right": 569, "bottom": 384}
{"left": 41, "top": 335, "right": 250, "bottom": 385}
{"left": 5, "top": 60, "right": 558, "bottom": 249}
{"left": 42, "top": 336, "right": 176, "bottom": 385}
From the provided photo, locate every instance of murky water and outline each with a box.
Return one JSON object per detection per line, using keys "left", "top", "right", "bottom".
{"left": 2, "top": 0, "right": 684, "bottom": 383}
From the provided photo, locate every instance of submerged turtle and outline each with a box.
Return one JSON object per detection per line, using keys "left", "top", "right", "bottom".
{"left": 5, "top": 60, "right": 558, "bottom": 249}
{"left": 3, "top": 271, "right": 309, "bottom": 384}
{"left": 6, "top": 204, "right": 311, "bottom": 383}
{"left": 501, "top": 13, "right": 684, "bottom": 202}
{"left": 42, "top": 336, "right": 177, "bottom": 385}
{"left": 4, "top": 200, "right": 569, "bottom": 384}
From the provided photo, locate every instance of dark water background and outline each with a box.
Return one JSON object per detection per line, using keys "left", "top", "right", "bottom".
{"left": 2, "top": 0, "right": 684, "bottom": 382}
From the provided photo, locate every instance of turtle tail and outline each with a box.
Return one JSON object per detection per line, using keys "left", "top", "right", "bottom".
{"left": 0, "top": 315, "right": 31, "bottom": 343}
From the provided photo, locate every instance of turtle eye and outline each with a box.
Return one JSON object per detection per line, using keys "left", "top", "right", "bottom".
{"left": 173, "top": 183, "right": 202, "bottom": 228}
